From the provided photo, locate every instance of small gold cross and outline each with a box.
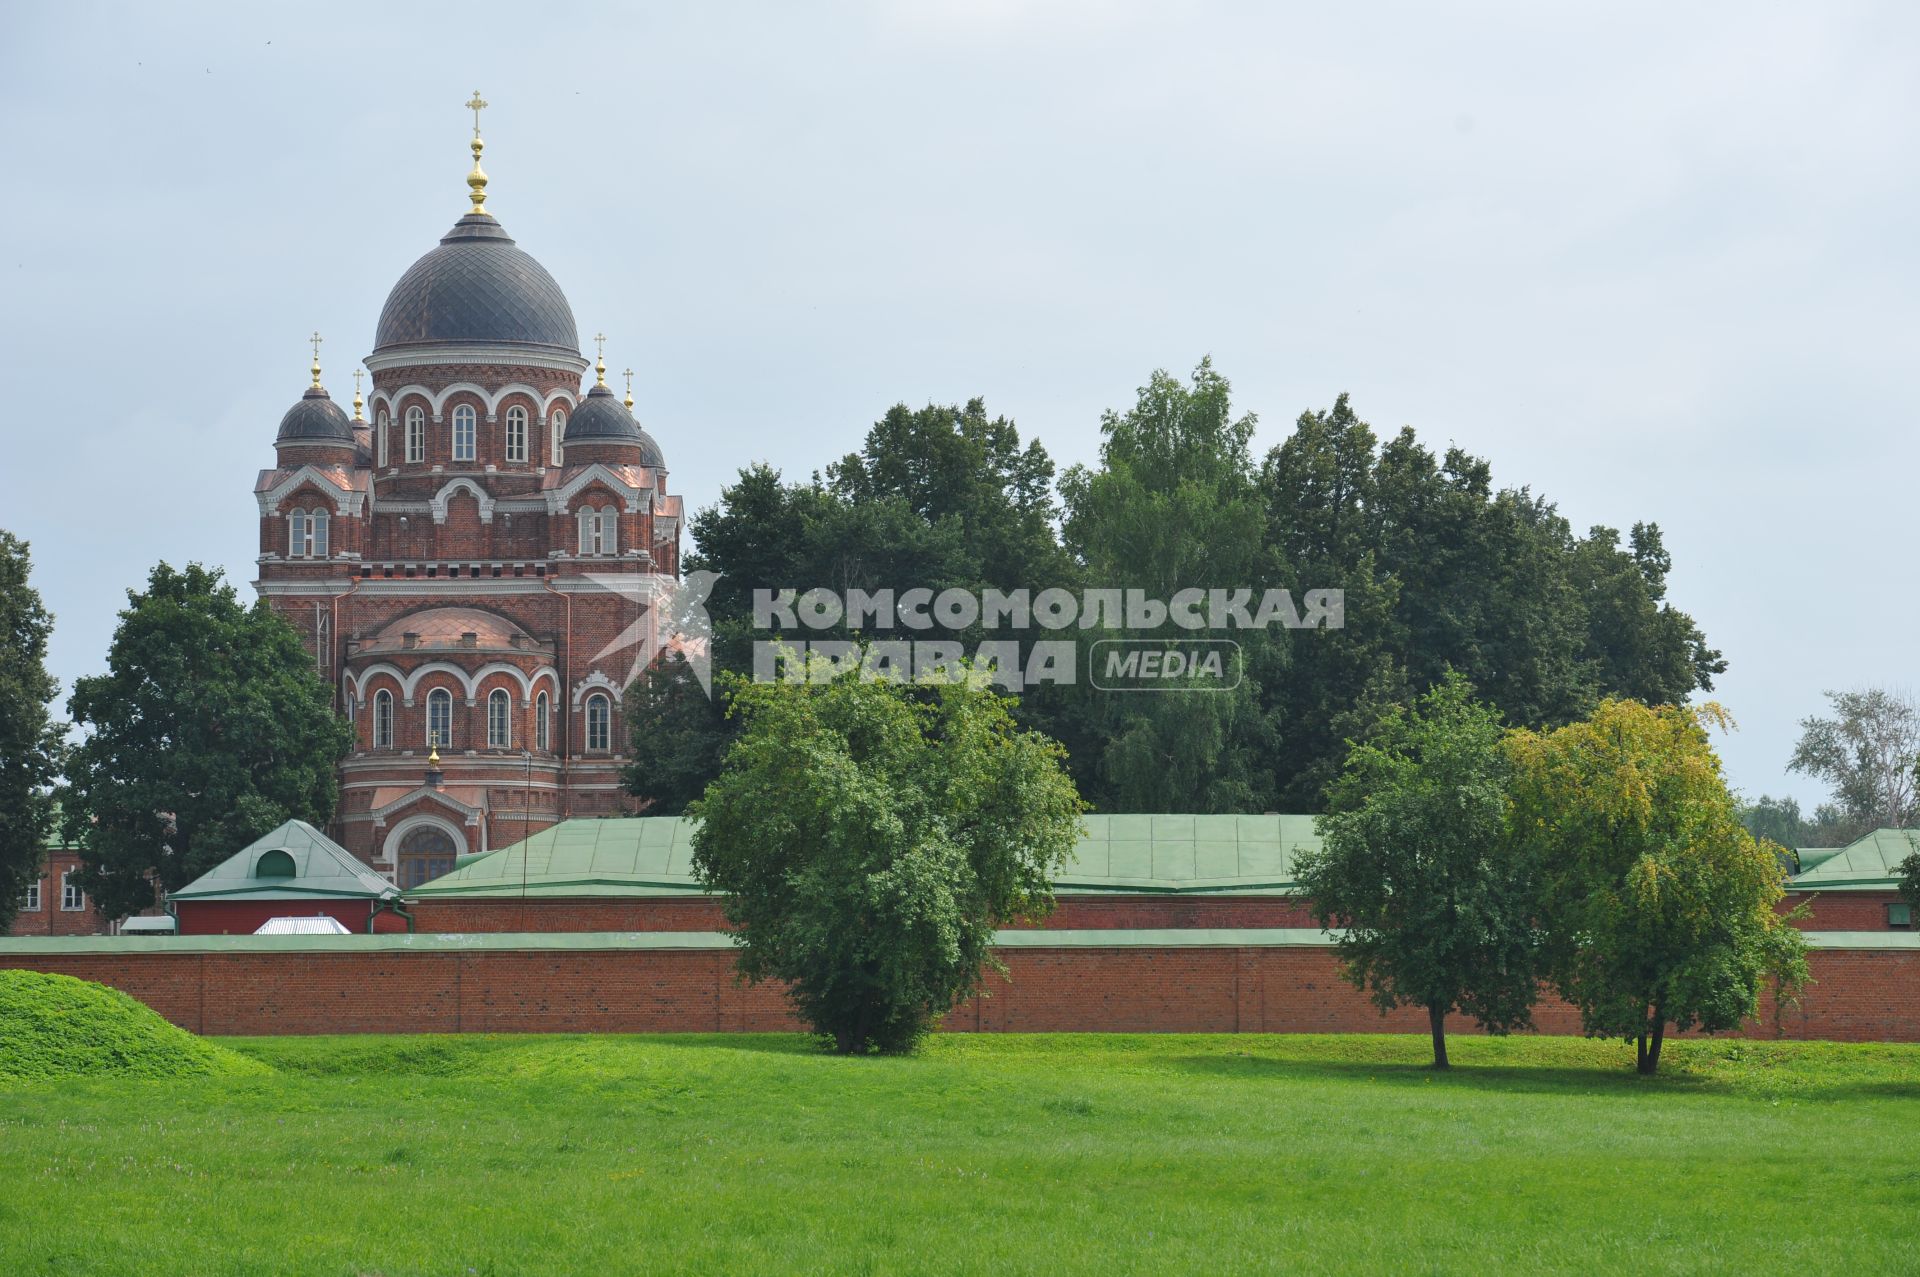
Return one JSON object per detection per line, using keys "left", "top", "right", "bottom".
{"left": 465, "top": 90, "right": 488, "bottom": 138}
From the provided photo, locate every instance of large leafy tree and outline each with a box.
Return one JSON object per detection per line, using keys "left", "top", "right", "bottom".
{"left": 1259, "top": 393, "right": 1724, "bottom": 808}
{"left": 1508, "top": 699, "right": 1809, "bottom": 1074}
{"left": 63, "top": 563, "right": 352, "bottom": 919}
{"left": 0, "top": 532, "right": 65, "bottom": 933}
{"left": 1294, "top": 675, "right": 1541, "bottom": 1069}
{"left": 1787, "top": 687, "right": 1920, "bottom": 840}
{"left": 627, "top": 400, "right": 1070, "bottom": 812}
{"left": 690, "top": 660, "right": 1084, "bottom": 1054}
{"left": 1058, "top": 359, "right": 1274, "bottom": 811}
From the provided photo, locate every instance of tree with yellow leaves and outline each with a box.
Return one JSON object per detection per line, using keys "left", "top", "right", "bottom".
{"left": 1508, "top": 699, "right": 1809, "bottom": 1074}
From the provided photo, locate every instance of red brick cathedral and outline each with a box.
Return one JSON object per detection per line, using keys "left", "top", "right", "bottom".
{"left": 254, "top": 102, "right": 681, "bottom": 885}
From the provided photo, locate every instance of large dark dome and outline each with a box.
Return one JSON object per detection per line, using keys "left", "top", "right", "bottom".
{"left": 373, "top": 214, "right": 579, "bottom": 355}
{"left": 564, "top": 385, "right": 667, "bottom": 468}
{"left": 276, "top": 386, "right": 354, "bottom": 445}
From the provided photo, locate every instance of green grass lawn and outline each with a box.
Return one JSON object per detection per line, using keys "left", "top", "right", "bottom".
{"left": 1, "top": 1033, "right": 1917, "bottom": 1276}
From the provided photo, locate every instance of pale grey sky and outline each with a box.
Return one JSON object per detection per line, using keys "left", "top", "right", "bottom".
{"left": 4, "top": 1, "right": 1915, "bottom": 811}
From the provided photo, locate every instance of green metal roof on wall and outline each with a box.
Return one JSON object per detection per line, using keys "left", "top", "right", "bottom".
{"left": 170, "top": 820, "right": 400, "bottom": 902}
{"left": 1790, "top": 828, "right": 1920, "bottom": 891}
{"left": 405, "top": 813, "right": 1323, "bottom": 900}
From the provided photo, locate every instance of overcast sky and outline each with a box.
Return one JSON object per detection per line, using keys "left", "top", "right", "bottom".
{"left": 4, "top": 2, "right": 1915, "bottom": 811}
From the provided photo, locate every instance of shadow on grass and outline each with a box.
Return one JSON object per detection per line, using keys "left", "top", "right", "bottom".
{"left": 1166, "top": 1052, "right": 1920, "bottom": 1103}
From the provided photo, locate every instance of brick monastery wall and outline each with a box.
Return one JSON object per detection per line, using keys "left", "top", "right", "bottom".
{"left": 1, "top": 939, "right": 1911, "bottom": 1041}
{"left": 408, "top": 893, "right": 1885, "bottom": 936}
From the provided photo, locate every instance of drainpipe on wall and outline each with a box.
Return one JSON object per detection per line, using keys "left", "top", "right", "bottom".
{"left": 542, "top": 575, "right": 572, "bottom": 821}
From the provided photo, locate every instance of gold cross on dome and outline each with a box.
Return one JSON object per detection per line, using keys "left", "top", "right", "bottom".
{"left": 466, "top": 90, "right": 488, "bottom": 138}
{"left": 308, "top": 331, "right": 323, "bottom": 387}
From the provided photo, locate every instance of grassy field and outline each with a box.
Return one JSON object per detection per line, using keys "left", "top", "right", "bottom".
{"left": 1, "top": 1032, "right": 1917, "bottom": 1275}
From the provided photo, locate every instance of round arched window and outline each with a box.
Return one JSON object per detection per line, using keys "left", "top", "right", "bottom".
{"left": 397, "top": 825, "right": 458, "bottom": 889}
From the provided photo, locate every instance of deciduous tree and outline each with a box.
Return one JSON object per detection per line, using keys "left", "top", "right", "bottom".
{"left": 689, "top": 659, "right": 1083, "bottom": 1053}
{"left": 1788, "top": 687, "right": 1920, "bottom": 837}
{"left": 1508, "top": 699, "right": 1809, "bottom": 1074}
{"left": 1294, "top": 675, "right": 1540, "bottom": 1069}
{"left": 0, "top": 532, "right": 65, "bottom": 933}
{"left": 62, "top": 563, "right": 351, "bottom": 919}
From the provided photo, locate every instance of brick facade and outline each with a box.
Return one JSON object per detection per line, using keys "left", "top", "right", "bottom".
{"left": 1, "top": 940, "right": 1911, "bottom": 1041}
{"left": 253, "top": 199, "right": 685, "bottom": 876}
{"left": 4, "top": 849, "right": 113, "bottom": 937}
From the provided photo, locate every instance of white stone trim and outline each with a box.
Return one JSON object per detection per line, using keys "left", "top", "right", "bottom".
{"left": 429, "top": 478, "right": 497, "bottom": 524}
{"left": 548, "top": 463, "right": 648, "bottom": 515}
{"left": 365, "top": 345, "right": 589, "bottom": 376}
{"left": 378, "top": 813, "right": 473, "bottom": 867}
{"left": 256, "top": 465, "right": 367, "bottom": 517}
{"left": 349, "top": 660, "right": 558, "bottom": 707}
{"left": 571, "top": 670, "right": 623, "bottom": 707}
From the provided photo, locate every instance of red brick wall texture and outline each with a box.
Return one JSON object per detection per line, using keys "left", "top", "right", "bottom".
{"left": 1, "top": 944, "right": 1912, "bottom": 1041}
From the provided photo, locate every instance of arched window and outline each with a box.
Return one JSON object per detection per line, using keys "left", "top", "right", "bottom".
{"left": 451, "top": 404, "right": 476, "bottom": 462}
{"left": 577, "top": 506, "right": 619, "bottom": 557}
{"left": 426, "top": 687, "right": 453, "bottom": 749}
{"left": 506, "top": 405, "right": 528, "bottom": 463}
{"left": 487, "top": 688, "right": 511, "bottom": 748}
{"left": 405, "top": 406, "right": 426, "bottom": 463}
{"left": 373, "top": 689, "right": 393, "bottom": 748}
{"left": 550, "top": 409, "right": 566, "bottom": 466}
{"left": 397, "top": 824, "right": 458, "bottom": 890}
{"left": 376, "top": 411, "right": 389, "bottom": 466}
{"left": 535, "top": 691, "right": 550, "bottom": 752}
{"left": 311, "top": 508, "right": 329, "bottom": 558}
{"left": 586, "top": 693, "right": 611, "bottom": 752}
{"left": 288, "top": 509, "right": 308, "bottom": 557}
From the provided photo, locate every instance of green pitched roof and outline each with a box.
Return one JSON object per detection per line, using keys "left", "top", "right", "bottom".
{"left": 1789, "top": 828, "right": 1920, "bottom": 891}
{"left": 170, "top": 820, "right": 400, "bottom": 903}
{"left": 405, "top": 814, "right": 1324, "bottom": 900}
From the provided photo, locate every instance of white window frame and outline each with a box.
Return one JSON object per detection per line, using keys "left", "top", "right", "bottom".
{"left": 60, "top": 870, "right": 84, "bottom": 912}
{"left": 373, "top": 689, "right": 393, "bottom": 748}
{"left": 506, "top": 406, "right": 528, "bottom": 463}
{"left": 451, "top": 404, "right": 476, "bottom": 462}
{"left": 405, "top": 407, "right": 426, "bottom": 463}
{"left": 599, "top": 509, "right": 618, "bottom": 556}
{"left": 376, "top": 411, "right": 389, "bottom": 466}
{"left": 551, "top": 410, "right": 566, "bottom": 466}
{"left": 487, "top": 688, "right": 511, "bottom": 748}
{"left": 22, "top": 880, "right": 40, "bottom": 912}
{"left": 426, "top": 687, "right": 453, "bottom": 749}
{"left": 311, "top": 508, "right": 329, "bottom": 558}
{"left": 535, "top": 692, "right": 550, "bottom": 752}
{"left": 288, "top": 509, "right": 309, "bottom": 557}
{"left": 586, "top": 693, "right": 611, "bottom": 752}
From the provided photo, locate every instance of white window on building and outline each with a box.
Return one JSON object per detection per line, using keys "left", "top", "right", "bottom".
{"left": 535, "top": 692, "right": 550, "bottom": 752}
{"left": 22, "top": 880, "right": 40, "bottom": 912}
{"left": 376, "top": 411, "right": 390, "bottom": 466}
{"left": 405, "top": 406, "right": 426, "bottom": 463}
{"left": 506, "top": 406, "right": 528, "bottom": 463}
{"left": 373, "top": 689, "right": 393, "bottom": 748}
{"left": 60, "top": 870, "right": 84, "bottom": 912}
{"left": 586, "top": 693, "right": 612, "bottom": 752}
{"left": 550, "top": 409, "right": 566, "bottom": 466}
{"left": 451, "top": 404, "right": 476, "bottom": 462}
{"left": 311, "top": 508, "right": 329, "bottom": 558}
{"left": 288, "top": 509, "right": 308, "bottom": 557}
{"left": 577, "top": 507, "right": 619, "bottom": 557}
{"left": 488, "top": 688, "right": 511, "bottom": 748}
{"left": 426, "top": 688, "right": 453, "bottom": 749}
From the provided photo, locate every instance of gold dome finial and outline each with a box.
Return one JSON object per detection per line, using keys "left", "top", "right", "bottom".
{"left": 623, "top": 367, "right": 635, "bottom": 410}
{"left": 593, "top": 333, "right": 607, "bottom": 387}
{"left": 465, "top": 90, "right": 490, "bottom": 215}
{"left": 351, "top": 368, "right": 366, "bottom": 421}
{"left": 309, "top": 331, "right": 324, "bottom": 389}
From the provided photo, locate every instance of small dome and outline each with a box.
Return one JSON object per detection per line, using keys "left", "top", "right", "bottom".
{"left": 374, "top": 214, "right": 579, "bottom": 355}
{"left": 562, "top": 383, "right": 659, "bottom": 462}
{"left": 276, "top": 386, "right": 354, "bottom": 444}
